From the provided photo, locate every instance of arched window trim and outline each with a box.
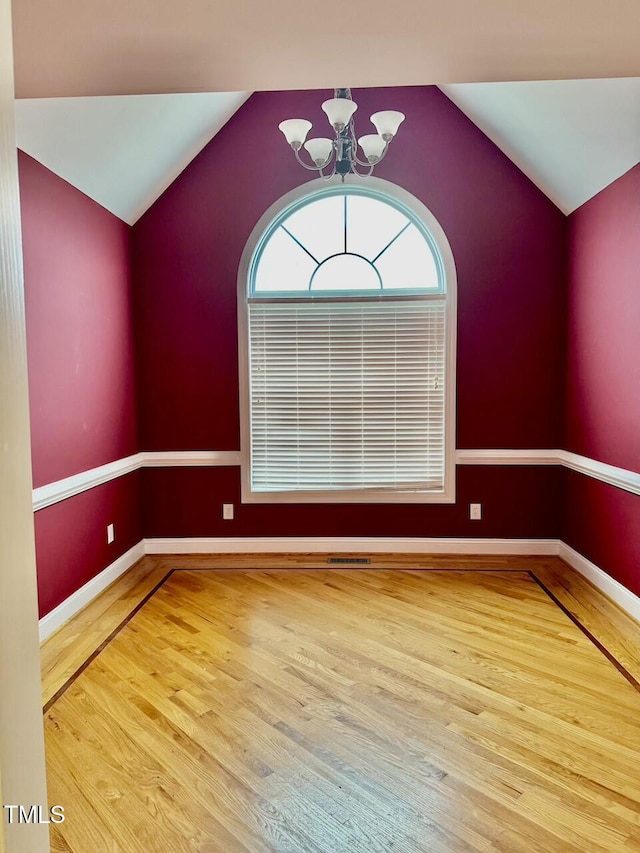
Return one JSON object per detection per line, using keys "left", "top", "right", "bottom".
{"left": 237, "top": 176, "right": 457, "bottom": 504}
{"left": 248, "top": 184, "right": 447, "bottom": 299}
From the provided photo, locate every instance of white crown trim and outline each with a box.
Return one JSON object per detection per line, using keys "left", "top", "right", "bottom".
{"left": 457, "top": 448, "right": 640, "bottom": 496}
{"left": 558, "top": 449, "right": 640, "bottom": 497}
{"left": 32, "top": 448, "right": 640, "bottom": 510}
{"left": 455, "top": 448, "right": 560, "bottom": 465}
{"left": 33, "top": 453, "right": 144, "bottom": 511}
{"left": 32, "top": 450, "right": 242, "bottom": 510}
{"left": 141, "top": 450, "right": 242, "bottom": 468}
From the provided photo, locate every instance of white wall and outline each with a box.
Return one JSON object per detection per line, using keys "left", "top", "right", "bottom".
{"left": 0, "top": 0, "right": 49, "bottom": 847}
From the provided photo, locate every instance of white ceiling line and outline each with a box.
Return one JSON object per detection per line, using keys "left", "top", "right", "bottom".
{"left": 441, "top": 78, "right": 640, "bottom": 213}
{"left": 15, "top": 80, "right": 640, "bottom": 224}
{"left": 15, "top": 92, "right": 251, "bottom": 224}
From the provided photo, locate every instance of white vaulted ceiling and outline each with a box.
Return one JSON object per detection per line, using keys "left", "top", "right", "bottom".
{"left": 442, "top": 78, "right": 640, "bottom": 213}
{"left": 15, "top": 78, "right": 640, "bottom": 222}
{"left": 15, "top": 92, "right": 250, "bottom": 224}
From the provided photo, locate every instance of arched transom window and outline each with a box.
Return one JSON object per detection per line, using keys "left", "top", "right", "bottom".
{"left": 239, "top": 181, "right": 457, "bottom": 503}
{"left": 253, "top": 193, "right": 440, "bottom": 295}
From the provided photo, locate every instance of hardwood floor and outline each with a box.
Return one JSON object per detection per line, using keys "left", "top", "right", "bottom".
{"left": 43, "top": 560, "right": 640, "bottom": 852}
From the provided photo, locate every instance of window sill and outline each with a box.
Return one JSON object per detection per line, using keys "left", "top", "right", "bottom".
{"left": 240, "top": 486, "right": 456, "bottom": 505}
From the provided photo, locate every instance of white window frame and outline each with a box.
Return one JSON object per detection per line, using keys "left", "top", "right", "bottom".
{"left": 237, "top": 176, "right": 457, "bottom": 504}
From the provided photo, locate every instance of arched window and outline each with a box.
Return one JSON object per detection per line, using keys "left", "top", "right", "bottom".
{"left": 238, "top": 180, "right": 457, "bottom": 503}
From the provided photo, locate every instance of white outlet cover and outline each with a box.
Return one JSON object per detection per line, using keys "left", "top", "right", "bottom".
{"left": 107, "top": 523, "right": 115, "bottom": 543}
{"left": 222, "top": 504, "right": 234, "bottom": 520}
{"left": 470, "top": 504, "right": 482, "bottom": 520}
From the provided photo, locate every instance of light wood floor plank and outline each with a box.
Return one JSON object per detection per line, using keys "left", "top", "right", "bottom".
{"left": 40, "top": 556, "right": 167, "bottom": 706}
{"left": 42, "top": 565, "right": 640, "bottom": 852}
{"left": 41, "top": 554, "right": 640, "bottom": 707}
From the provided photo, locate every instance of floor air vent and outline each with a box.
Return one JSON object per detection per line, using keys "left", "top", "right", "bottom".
{"left": 327, "top": 557, "right": 371, "bottom": 565}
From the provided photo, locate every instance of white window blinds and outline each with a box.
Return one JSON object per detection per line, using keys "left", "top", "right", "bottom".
{"left": 248, "top": 298, "right": 446, "bottom": 494}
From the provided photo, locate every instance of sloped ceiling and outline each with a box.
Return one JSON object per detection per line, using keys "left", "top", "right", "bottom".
{"left": 15, "top": 79, "right": 640, "bottom": 222}
{"left": 442, "top": 78, "right": 640, "bottom": 213}
{"left": 15, "top": 93, "right": 250, "bottom": 224}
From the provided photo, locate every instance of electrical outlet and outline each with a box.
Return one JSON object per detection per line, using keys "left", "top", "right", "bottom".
{"left": 222, "top": 504, "right": 234, "bottom": 520}
{"left": 107, "top": 523, "right": 115, "bottom": 544}
{"left": 469, "top": 503, "right": 482, "bottom": 521}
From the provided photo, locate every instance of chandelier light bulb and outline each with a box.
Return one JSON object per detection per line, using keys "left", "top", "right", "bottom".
{"left": 278, "top": 119, "right": 312, "bottom": 149}
{"left": 322, "top": 98, "right": 358, "bottom": 130}
{"left": 358, "top": 134, "right": 387, "bottom": 164}
{"left": 304, "top": 138, "right": 334, "bottom": 166}
{"left": 370, "top": 110, "right": 405, "bottom": 140}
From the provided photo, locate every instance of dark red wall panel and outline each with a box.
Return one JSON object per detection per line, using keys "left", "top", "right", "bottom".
{"left": 19, "top": 151, "right": 138, "bottom": 488}
{"left": 562, "top": 165, "right": 640, "bottom": 595}
{"left": 563, "top": 470, "right": 640, "bottom": 598}
{"left": 133, "top": 87, "right": 566, "bottom": 543}
{"left": 133, "top": 87, "right": 567, "bottom": 455}
{"left": 30, "top": 88, "right": 640, "bottom": 614}
{"left": 34, "top": 473, "right": 142, "bottom": 618}
{"left": 24, "top": 88, "right": 640, "bottom": 611}
{"left": 565, "top": 163, "right": 640, "bottom": 471}
{"left": 142, "top": 466, "right": 562, "bottom": 541}
{"left": 19, "top": 152, "right": 140, "bottom": 617}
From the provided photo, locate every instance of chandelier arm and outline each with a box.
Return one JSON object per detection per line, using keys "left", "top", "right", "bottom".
{"left": 347, "top": 119, "right": 390, "bottom": 168}
{"left": 320, "top": 162, "right": 337, "bottom": 180}
{"left": 352, "top": 148, "right": 386, "bottom": 168}
{"left": 373, "top": 141, "right": 391, "bottom": 164}
{"left": 293, "top": 146, "right": 334, "bottom": 172}
{"left": 351, "top": 134, "right": 390, "bottom": 168}
{"left": 348, "top": 161, "right": 375, "bottom": 178}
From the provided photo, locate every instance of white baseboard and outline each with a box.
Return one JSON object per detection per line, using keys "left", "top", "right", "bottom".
{"left": 558, "top": 542, "right": 640, "bottom": 623}
{"left": 38, "top": 541, "right": 145, "bottom": 642}
{"left": 38, "top": 537, "right": 640, "bottom": 645}
{"left": 143, "top": 536, "right": 560, "bottom": 556}
{"left": 143, "top": 538, "right": 640, "bottom": 624}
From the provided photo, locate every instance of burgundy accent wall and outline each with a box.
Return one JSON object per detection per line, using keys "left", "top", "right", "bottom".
{"left": 565, "top": 164, "right": 640, "bottom": 470}
{"left": 142, "top": 466, "right": 562, "bottom": 540}
{"left": 563, "top": 471, "right": 639, "bottom": 597}
{"left": 19, "top": 152, "right": 141, "bottom": 617}
{"left": 134, "top": 87, "right": 567, "bottom": 452}
{"left": 563, "top": 164, "right": 640, "bottom": 595}
{"left": 34, "top": 474, "right": 141, "bottom": 618}
{"left": 19, "top": 151, "right": 137, "bottom": 487}
{"left": 19, "top": 88, "right": 640, "bottom": 613}
{"left": 133, "top": 86, "right": 566, "bottom": 540}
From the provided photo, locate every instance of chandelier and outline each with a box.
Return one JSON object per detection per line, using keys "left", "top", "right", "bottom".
{"left": 278, "top": 88, "right": 405, "bottom": 179}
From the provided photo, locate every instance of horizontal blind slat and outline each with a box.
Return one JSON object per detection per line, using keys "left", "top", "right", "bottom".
{"left": 248, "top": 298, "right": 446, "bottom": 493}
